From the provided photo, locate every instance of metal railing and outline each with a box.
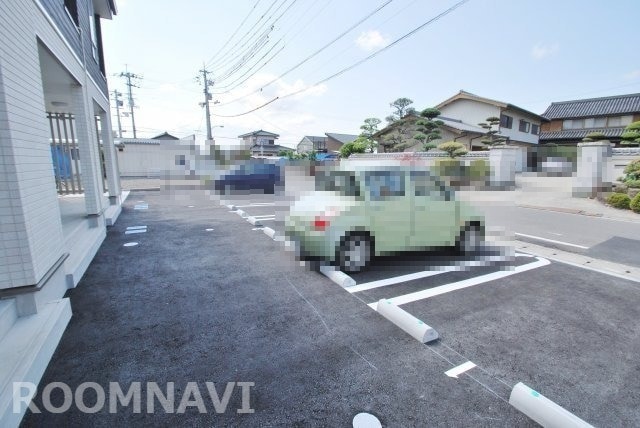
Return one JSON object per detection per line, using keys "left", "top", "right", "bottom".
{"left": 48, "top": 112, "right": 108, "bottom": 195}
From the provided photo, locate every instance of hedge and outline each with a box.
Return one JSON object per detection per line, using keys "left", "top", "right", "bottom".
{"left": 607, "top": 193, "right": 631, "bottom": 209}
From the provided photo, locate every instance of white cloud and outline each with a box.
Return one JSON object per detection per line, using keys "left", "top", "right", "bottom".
{"left": 356, "top": 30, "right": 389, "bottom": 51}
{"left": 531, "top": 43, "right": 559, "bottom": 60}
{"left": 624, "top": 69, "right": 640, "bottom": 80}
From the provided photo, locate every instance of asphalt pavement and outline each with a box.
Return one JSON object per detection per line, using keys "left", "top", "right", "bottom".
{"left": 21, "top": 187, "right": 640, "bottom": 426}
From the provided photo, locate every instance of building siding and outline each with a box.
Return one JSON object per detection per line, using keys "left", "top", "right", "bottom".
{"left": 39, "top": 0, "right": 109, "bottom": 96}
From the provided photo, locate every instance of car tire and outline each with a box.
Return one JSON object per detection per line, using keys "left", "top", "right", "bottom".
{"left": 336, "top": 233, "right": 373, "bottom": 273}
{"left": 456, "top": 223, "right": 484, "bottom": 255}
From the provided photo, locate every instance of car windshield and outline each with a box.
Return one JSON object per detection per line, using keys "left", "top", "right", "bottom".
{"left": 315, "top": 170, "right": 360, "bottom": 197}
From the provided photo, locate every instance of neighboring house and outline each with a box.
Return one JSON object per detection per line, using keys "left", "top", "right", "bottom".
{"left": 151, "top": 131, "right": 180, "bottom": 140}
{"left": 436, "top": 90, "right": 547, "bottom": 146}
{"left": 297, "top": 135, "right": 327, "bottom": 153}
{"left": 238, "top": 129, "right": 290, "bottom": 157}
{"left": 0, "top": 0, "right": 120, "bottom": 426}
{"left": 540, "top": 93, "right": 640, "bottom": 145}
{"left": 374, "top": 115, "right": 486, "bottom": 152}
{"left": 296, "top": 133, "right": 358, "bottom": 154}
{"left": 325, "top": 133, "right": 358, "bottom": 152}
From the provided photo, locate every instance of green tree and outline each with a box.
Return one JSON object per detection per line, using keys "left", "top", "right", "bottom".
{"left": 358, "top": 117, "right": 382, "bottom": 152}
{"left": 339, "top": 137, "right": 368, "bottom": 158}
{"left": 414, "top": 107, "right": 443, "bottom": 151}
{"left": 385, "top": 97, "right": 416, "bottom": 124}
{"left": 437, "top": 141, "right": 468, "bottom": 158}
{"left": 477, "top": 116, "right": 505, "bottom": 147}
{"left": 621, "top": 121, "right": 640, "bottom": 146}
{"left": 381, "top": 98, "right": 417, "bottom": 152}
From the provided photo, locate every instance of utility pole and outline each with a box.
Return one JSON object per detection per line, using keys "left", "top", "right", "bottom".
{"left": 112, "top": 90, "right": 123, "bottom": 138}
{"left": 119, "top": 69, "right": 141, "bottom": 138}
{"left": 197, "top": 65, "right": 214, "bottom": 141}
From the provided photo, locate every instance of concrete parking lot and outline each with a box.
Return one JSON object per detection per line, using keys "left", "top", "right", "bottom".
{"left": 22, "top": 188, "right": 640, "bottom": 426}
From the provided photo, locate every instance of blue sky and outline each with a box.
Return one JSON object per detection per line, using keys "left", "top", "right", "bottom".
{"left": 102, "top": 0, "right": 640, "bottom": 147}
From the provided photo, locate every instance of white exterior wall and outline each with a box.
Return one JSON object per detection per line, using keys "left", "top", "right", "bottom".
{"left": 0, "top": 0, "right": 116, "bottom": 289}
{"left": 439, "top": 99, "right": 501, "bottom": 130}
{"left": 0, "top": 0, "right": 66, "bottom": 289}
{"left": 117, "top": 140, "right": 194, "bottom": 177}
{"left": 499, "top": 108, "right": 541, "bottom": 145}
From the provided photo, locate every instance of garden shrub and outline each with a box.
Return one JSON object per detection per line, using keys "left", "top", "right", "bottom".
{"left": 612, "top": 183, "right": 628, "bottom": 193}
{"left": 630, "top": 193, "right": 640, "bottom": 213}
{"left": 583, "top": 131, "right": 607, "bottom": 141}
{"left": 468, "top": 159, "right": 489, "bottom": 180}
{"left": 607, "top": 193, "right": 631, "bottom": 209}
{"left": 623, "top": 159, "right": 640, "bottom": 181}
{"left": 625, "top": 180, "right": 640, "bottom": 189}
{"left": 433, "top": 158, "right": 463, "bottom": 178}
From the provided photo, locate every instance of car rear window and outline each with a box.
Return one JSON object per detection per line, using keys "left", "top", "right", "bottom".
{"left": 365, "top": 170, "right": 405, "bottom": 200}
{"left": 315, "top": 171, "right": 360, "bottom": 197}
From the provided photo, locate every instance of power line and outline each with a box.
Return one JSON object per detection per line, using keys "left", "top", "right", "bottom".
{"left": 207, "top": 0, "right": 283, "bottom": 70}
{"left": 211, "top": 0, "right": 296, "bottom": 83}
{"left": 214, "top": 0, "right": 392, "bottom": 105}
{"left": 212, "top": 0, "right": 471, "bottom": 118}
{"left": 205, "top": 0, "right": 263, "bottom": 66}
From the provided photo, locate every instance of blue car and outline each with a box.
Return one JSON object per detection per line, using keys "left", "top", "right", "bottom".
{"left": 214, "top": 162, "right": 282, "bottom": 194}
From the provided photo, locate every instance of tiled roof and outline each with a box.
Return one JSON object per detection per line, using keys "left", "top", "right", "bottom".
{"left": 325, "top": 133, "right": 358, "bottom": 144}
{"left": 539, "top": 127, "right": 626, "bottom": 141}
{"left": 542, "top": 93, "right": 640, "bottom": 119}
{"left": 302, "top": 136, "right": 327, "bottom": 143}
{"left": 238, "top": 129, "right": 280, "bottom": 138}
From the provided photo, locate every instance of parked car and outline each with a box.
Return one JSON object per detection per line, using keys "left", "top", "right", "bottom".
{"left": 214, "top": 161, "right": 283, "bottom": 194}
{"left": 285, "top": 165, "right": 485, "bottom": 273}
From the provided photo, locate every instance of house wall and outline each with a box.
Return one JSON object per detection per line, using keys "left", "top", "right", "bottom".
{"left": 541, "top": 120, "right": 562, "bottom": 132}
{"left": 499, "top": 108, "right": 541, "bottom": 145}
{"left": 439, "top": 99, "right": 501, "bottom": 130}
{"left": 297, "top": 138, "right": 313, "bottom": 153}
{"left": 326, "top": 137, "right": 344, "bottom": 152}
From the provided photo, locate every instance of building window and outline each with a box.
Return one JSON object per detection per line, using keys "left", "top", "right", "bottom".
{"left": 608, "top": 116, "right": 621, "bottom": 127}
{"left": 500, "top": 114, "right": 513, "bottom": 129}
{"left": 519, "top": 120, "right": 530, "bottom": 133}
{"left": 89, "top": 15, "right": 99, "bottom": 62}
{"left": 531, "top": 124, "right": 539, "bottom": 135}
{"left": 593, "top": 117, "right": 606, "bottom": 127}
{"left": 64, "top": 0, "right": 79, "bottom": 26}
{"left": 563, "top": 119, "right": 584, "bottom": 130}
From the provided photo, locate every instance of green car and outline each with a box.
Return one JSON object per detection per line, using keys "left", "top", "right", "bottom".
{"left": 284, "top": 165, "right": 485, "bottom": 273}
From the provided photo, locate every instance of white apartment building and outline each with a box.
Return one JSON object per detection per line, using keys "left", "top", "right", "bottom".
{"left": 0, "top": 1, "right": 121, "bottom": 425}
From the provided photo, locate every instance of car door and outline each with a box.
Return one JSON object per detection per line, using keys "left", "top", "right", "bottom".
{"left": 409, "top": 171, "right": 458, "bottom": 249}
{"left": 363, "top": 170, "right": 411, "bottom": 253}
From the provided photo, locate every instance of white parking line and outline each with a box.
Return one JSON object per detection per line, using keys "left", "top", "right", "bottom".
{"left": 445, "top": 361, "right": 476, "bottom": 378}
{"left": 233, "top": 203, "right": 276, "bottom": 208}
{"left": 368, "top": 257, "right": 550, "bottom": 308}
{"left": 250, "top": 214, "right": 276, "bottom": 219}
{"left": 515, "top": 233, "right": 589, "bottom": 250}
{"left": 348, "top": 255, "right": 515, "bottom": 293}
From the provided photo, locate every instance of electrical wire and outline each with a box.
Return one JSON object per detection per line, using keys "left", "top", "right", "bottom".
{"left": 215, "top": 0, "right": 393, "bottom": 104}
{"left": 212, "top": 0, "right": 471, "bottom": 118}
{"left": 204, "top": 0, "right": 263, "bottom": 66}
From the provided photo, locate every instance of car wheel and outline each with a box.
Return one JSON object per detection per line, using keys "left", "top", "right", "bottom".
{"left": 337, "top": 234, "right": 373, "bottom": 273}
{"left": 456, "top": 223, "right": 484, "bottom": 255}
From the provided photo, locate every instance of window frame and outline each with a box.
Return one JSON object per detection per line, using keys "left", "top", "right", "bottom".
{"left": 64, "top": 0, "right": 79, "bottom": 27}
{"left": 519, "top": 120, "right": 530, "bottom": 133}
{"left": 531, "top": 124, "right": 539, "bottom": 135}
{"left": 500, "top": 114, "right": 513, "bottom": 129}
